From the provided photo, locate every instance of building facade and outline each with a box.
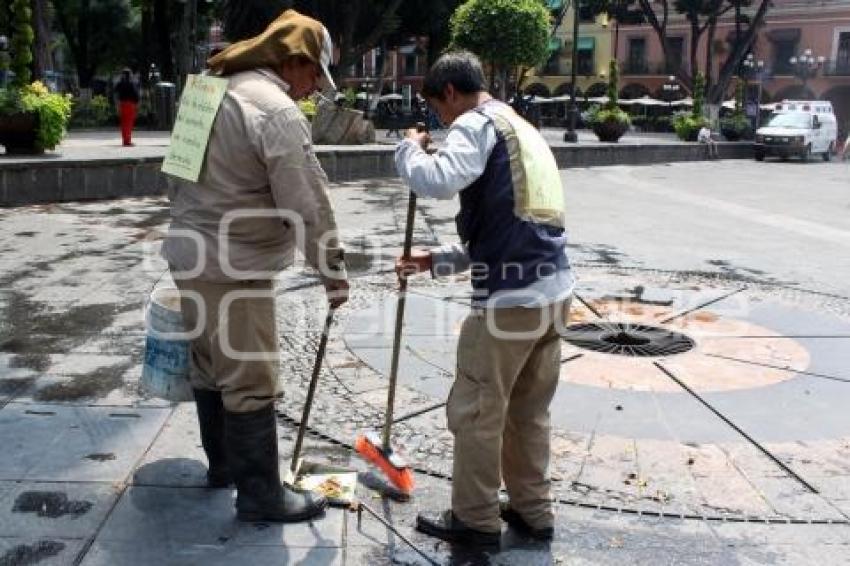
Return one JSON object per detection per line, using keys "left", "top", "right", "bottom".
{"left": 614, "top": 0, "right": 850, "bottom": 127}
{"left": 524, "top": 0, "right": 615, "bottom": 98}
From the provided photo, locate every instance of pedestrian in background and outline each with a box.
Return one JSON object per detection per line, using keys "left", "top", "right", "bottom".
{"left": 162, "top": 9, "right": 348, "bottom": 524}
{"left": 698, "top": 124, "right": 719, "bottom": 159}
{"left": 115, "top": 69, "right": 139, "bottom": 147}
{"left": 394, "top": 50, "right": 574, "bottom": 546}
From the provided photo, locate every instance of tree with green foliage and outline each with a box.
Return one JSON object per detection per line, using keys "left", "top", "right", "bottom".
{"left": 221, "top": 0, "right": 410, "bottom": 84}
{"left": 633, "top": 0, "right": 769, "bottom": 104}
{"left": 52, "top": 0, "right": 137, "bottom": 88}
{"left": 450, "top": 0, "right": 550, "bottom": 100}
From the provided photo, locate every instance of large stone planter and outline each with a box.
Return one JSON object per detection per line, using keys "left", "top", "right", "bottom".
{"left": 0, "top": 111, "right": 43, "bottom": 155}
{"left": 312, "top": 99, "right": 376, "bottom": 145}
{"left": 591, "top": 119, "right": 629, "bottom": 143}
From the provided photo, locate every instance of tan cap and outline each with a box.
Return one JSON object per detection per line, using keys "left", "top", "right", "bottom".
{"left": 207, "top": 9, "right": 336, "bottom": 90}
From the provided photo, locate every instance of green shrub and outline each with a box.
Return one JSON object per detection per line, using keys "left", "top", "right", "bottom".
{"left": 1, "top": 81, "right": 73, "bottom": 150}
{"left": 587, "top": 105, "right": 631, "bottom": 127}
{"left": 673, "top": 112, "right": 709, "bottom": 142}
{"left": 720, "top": 112, "right": 752, "bottom": 141}
{"left": 69, "top": 94, "right": 112, "bottom": 128}
{"left": 340, "top": 88, "right": 357, "bottom": 109}
{"left": 11, "top": 0, "right": 33, "bottom": 87}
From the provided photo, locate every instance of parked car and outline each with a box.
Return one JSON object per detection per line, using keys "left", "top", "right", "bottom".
{"left": 753, "top": 100, "right": 838, "bottom": 162}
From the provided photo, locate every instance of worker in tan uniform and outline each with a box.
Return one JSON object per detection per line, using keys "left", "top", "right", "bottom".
{"left": 395, "top": 51, "right": 574, "bottom": 545}
{"left": 162, "top": 9, "right": 348, "bottom": 523}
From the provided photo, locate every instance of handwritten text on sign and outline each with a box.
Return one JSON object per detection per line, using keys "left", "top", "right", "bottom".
{"left": 161, "top": 74, "right": 228, "bottom": 182}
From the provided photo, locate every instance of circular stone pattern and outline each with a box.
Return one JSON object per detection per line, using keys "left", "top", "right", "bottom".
{"left": 560, "top": 301, "right": 811, "bottom": 393}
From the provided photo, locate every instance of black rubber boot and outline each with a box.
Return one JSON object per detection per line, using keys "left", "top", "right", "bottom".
{"left": 416, "top": 510, "right": 501, "bottom": 546}
{"left": 193, "top": 388, "right": 232, "bottom": 488}
{"left": 225, "top": 404, "right": 327, "bottom": 523}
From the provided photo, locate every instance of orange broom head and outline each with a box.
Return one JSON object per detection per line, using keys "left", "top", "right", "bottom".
{"left": 355, "top": 432, "right": 415, "bottom": 494}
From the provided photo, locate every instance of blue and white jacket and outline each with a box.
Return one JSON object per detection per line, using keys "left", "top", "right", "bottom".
{"left": 395, "top": 99, "right": 574, "bottom": 308}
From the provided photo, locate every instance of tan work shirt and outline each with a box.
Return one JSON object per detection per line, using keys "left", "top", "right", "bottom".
{"left": 162, "top": 68, "right": 345, "bottom": 282}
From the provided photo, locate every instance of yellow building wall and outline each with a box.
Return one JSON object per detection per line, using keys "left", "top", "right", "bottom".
{"left": 524, "top": 10, "right": 613, "bottom": 96}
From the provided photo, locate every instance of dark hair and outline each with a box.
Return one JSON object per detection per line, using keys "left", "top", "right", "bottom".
{"left": 421, "top": 50, "right": 486, "bottom": 100}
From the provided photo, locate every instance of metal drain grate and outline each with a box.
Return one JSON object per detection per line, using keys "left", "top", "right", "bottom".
{"left": 561, "top": 322, "right": 696, "bottom": 357}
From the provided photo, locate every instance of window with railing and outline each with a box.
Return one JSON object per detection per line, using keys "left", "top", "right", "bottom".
{"left": 667, "top": 37, "right": 684, "bottom": 74}
{"left": 626, "top": 38, "right": 648, "bottom": 74}
{"left": 773, "top": 39, "right": 798, "bottom": 74}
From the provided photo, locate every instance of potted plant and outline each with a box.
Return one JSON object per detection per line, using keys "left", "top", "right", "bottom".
{"left": 0, "top": 0, "right": 72, "bottom": 154}
{"left": 673, "top": 73, "right": 709, "bottom": 141}
{"left": 587, "top": 60, "right": 630, "bottom": 142}
{"left": 720, "top": 80, "right": 753, "bottom": 141}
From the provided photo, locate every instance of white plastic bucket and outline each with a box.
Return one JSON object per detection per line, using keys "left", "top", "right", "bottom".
{"left": 140, "top": 288, "right": 193, "bottom": 402}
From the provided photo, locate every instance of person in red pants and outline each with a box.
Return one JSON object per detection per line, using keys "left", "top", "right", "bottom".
{"left": 115, "top": 69, "right": 139, "bottom": 146}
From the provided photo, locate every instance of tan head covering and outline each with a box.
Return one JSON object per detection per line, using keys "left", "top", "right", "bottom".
{"left": 207, "top": 9, "right": 336, "bottom": 90}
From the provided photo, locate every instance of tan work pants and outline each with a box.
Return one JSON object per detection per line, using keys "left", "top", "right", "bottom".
{"left": 448, "top": 298, "right": 570, "bottom": 532}
{"left": 174, "top": 278, "right": 280, "bottom": 413}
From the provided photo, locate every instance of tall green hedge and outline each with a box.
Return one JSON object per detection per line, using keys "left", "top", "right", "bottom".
{"left": 11, "top": 0, "right": 33, "bottom": 87}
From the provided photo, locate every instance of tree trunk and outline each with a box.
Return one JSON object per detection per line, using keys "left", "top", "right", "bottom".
{"left": 705, "top": 18, "right": 717, "bottom": 93}
{"left": 31, "top": 0, "right": 52, "bottom": 81}
{"left": 637, "top": 0, "right": 677, "bottom": 81}
{"left": 77, "top": 0, "right": 92, "bottom": 88}
{"left": 707, "top": 0, "right": 770, "bottom": 103}
{"left": 141, "top": 0, "right": 152, "bottom": 86}
{"left": 154, "top": 0, "right": 175, "bottom": 81}
{"left": 369, "top": 40, "right": 388, "bottom": 114}
{"left": 689, "top": 20, "right": 700, "bottom": 83}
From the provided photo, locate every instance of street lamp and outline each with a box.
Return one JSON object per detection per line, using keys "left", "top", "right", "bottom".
{"left": 563, "top": 0, "right": 581, "bottom": 143}
{"left": 742, "top": 53, "right": 765, "bottom": 129}
{"left": 789, "top": 48, "right": 825, "bottom": 92}
{"left": 662, "top": 75, "right": 681, "bottom": 102}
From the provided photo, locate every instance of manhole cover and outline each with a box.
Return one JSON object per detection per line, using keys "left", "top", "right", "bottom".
{"left": 561, "top": 322, "right": 696, "bottom": 357}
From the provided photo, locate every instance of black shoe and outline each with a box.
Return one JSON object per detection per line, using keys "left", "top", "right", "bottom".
{"left": 225, "top": 404, "right": 327, "bottom": 523}
{"left": 416, "top": 510, "right": 500, "bottom": 546}
{"left": 193, "top": 388, "right": 232, "bottom": 488}
{"left": 499, "top": 507, "right": 554, "bottom": 541}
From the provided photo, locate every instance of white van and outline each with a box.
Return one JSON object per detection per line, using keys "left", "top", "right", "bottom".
{"left": 753, "top": 100, "right": 838, "bottom": 161}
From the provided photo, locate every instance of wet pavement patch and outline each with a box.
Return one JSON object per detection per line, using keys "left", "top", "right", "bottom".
{"left": 12, "top": 491, "right": 92, "bottom": 518}
{"left": 33, "top": 362, "right": 132, "bottom": 402}
{"left": 0, "top": 540, "right": 65, "bottom": 566}
{"left": 84, "top": 453, "right": 116, "bottom": 462}
{"left": 8, "top": 354, "right": 50, "bottom": 374}
{"left": 0, "top": 377, "right": 36, "bottom": 396}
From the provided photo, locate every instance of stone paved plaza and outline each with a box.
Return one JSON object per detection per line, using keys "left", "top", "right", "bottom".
{"left": 1, "top": 159, "right": 849, "bottom": 564}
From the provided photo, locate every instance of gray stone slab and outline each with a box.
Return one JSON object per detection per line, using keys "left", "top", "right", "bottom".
{"left": 0, "top": 537, "right": 87, "bottom": 566}
{"left": 95, "top": 486, "right": 343, "bottom": 548}
{"left": 79, "top": 540, "right": 342, "bottom": 566}
{"left": 0, "top": 481, "right": 119, "bottom": 538}
{"left": 0, "top": 404, "right": 171, "bottom": 482}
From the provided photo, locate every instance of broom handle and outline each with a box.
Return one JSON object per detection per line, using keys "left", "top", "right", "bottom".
{"left": 383, "top": 190, "right": 417, "bottom": 451}
{"left": 291, "top": 309, "right": 335, "bottom": 473}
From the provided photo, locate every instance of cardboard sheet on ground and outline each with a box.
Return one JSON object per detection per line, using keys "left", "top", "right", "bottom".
{"left": 161, "top": 74, "right": 228, "bottom": 182}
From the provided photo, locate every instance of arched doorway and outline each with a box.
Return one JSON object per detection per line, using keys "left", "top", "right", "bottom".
{"left": 553, "top": 82, "right": 581, "bottom": 97}
{"left": 822, "top": 85, "right": 850, "bottom": 137}
{"left": 772, "top": 84, "right": 816, "bottom": 101}
{"left": 620, "top": 83, "right": 650, "bottom": 99}
{"left": 524, "top": 83, "right": 551, "bottom": 98}
{"left": 585, "top": 82, "right": 608, "bottom": 98}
